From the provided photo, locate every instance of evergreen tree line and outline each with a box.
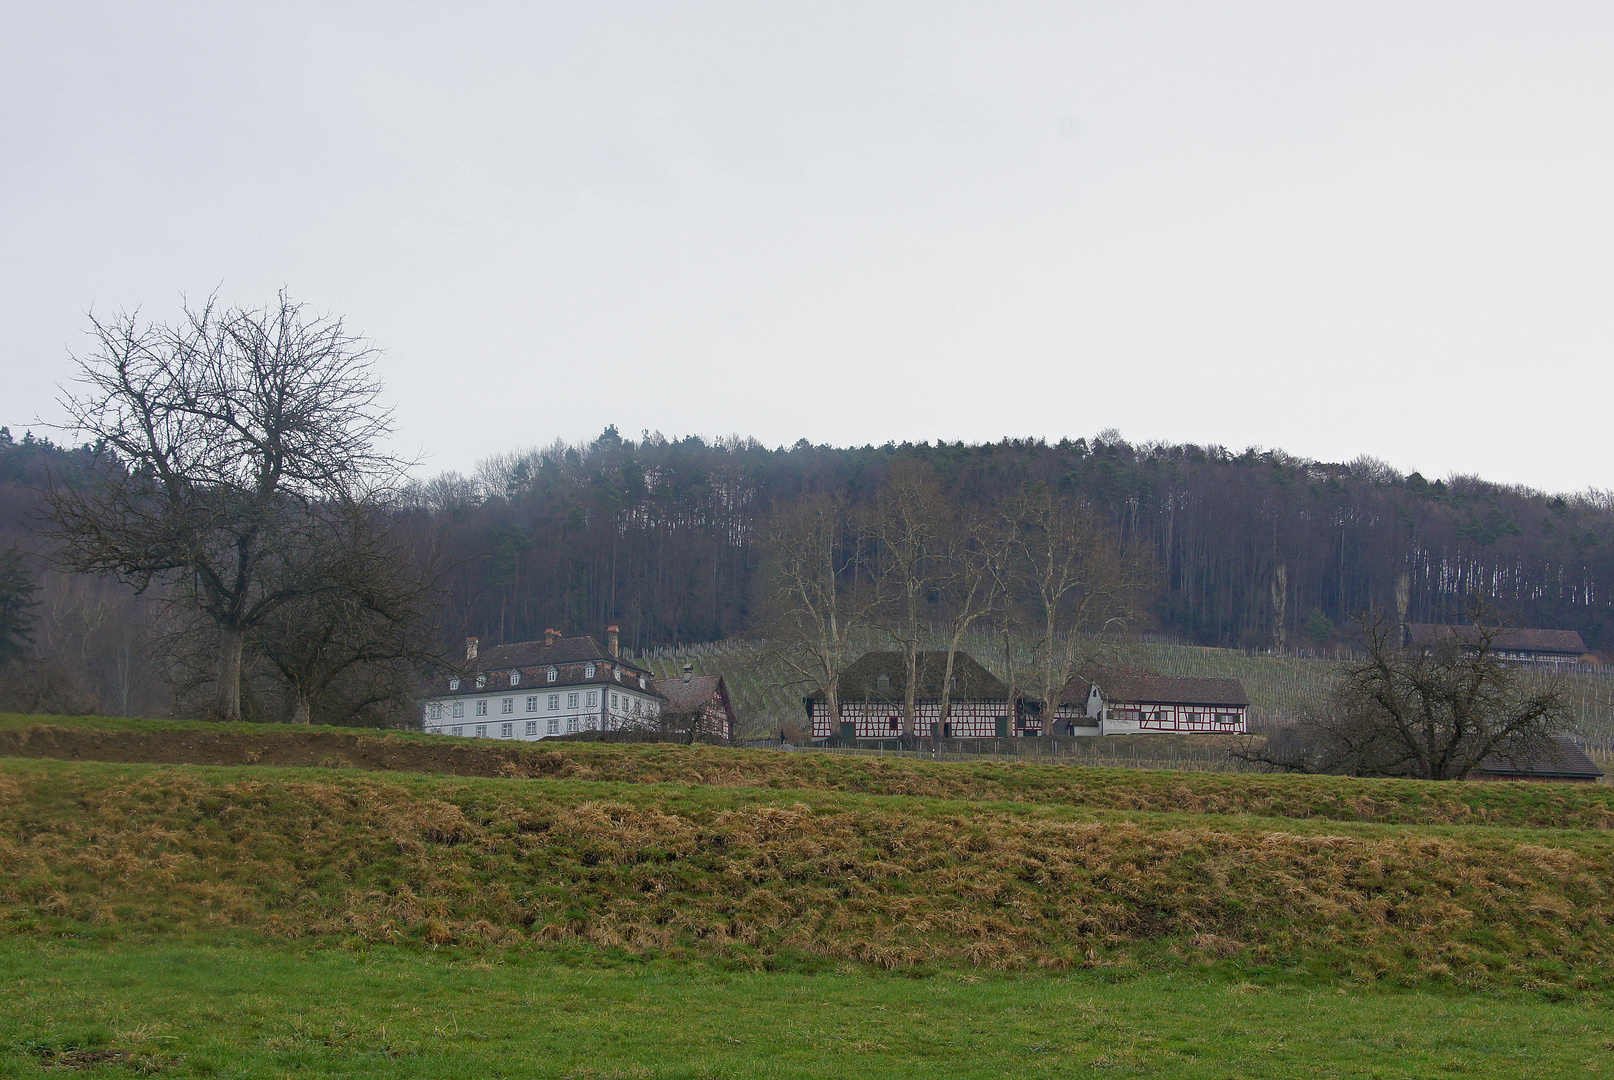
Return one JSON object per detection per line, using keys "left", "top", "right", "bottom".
{"left": 406, "top": 428, "right": 1614, "bottom": 658}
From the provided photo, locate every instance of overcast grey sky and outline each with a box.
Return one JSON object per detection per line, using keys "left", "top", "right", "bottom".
{"left": 3, "top": 2, "right": 1612, "bottom": 491}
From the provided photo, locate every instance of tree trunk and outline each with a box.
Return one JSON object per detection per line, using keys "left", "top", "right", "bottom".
{"left": 215, "top": 625, "right": 245, "bottom": 722}
{"left": 290, "top": 692, "right": 312, "bottom": 725}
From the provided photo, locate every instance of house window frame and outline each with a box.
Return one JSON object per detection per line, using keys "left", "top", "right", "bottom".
{"left": 547, "top": 667, "right": 557, "bottom": 683}
{"left": 510, "top": 671, "right": 520, "bottom": 686}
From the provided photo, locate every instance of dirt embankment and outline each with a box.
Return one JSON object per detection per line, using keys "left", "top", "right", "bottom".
{"left": 0, "top": 725, "right": 580, "bottom": 779}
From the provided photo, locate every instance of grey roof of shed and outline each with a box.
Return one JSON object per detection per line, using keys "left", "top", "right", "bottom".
{"left": 1477, "top": 735, "right": 1604, "bottom": 780}
{"left": 1083, "top": 673, "right": 1250, "bottom": 708}
{"left": 1404, "top": 623, "right": 1587, "bottom": 656}
{"left": 813, "top": 651, "right": 1011, "bottom": 702}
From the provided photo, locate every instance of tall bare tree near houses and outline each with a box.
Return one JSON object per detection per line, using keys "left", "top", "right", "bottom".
{"left": 1007, "top": 482, "right": 1153, "bottom": 731}
{"left": 756, "top": 490, "right": 879, "bottom": 738}
{"left": 46, "top": 293, "right": 435, "bottom": 723}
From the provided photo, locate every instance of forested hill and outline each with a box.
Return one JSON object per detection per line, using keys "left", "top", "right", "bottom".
{"left": 9, "top": 426, "right": 1614, "bottom": 656}
{"left": 413, "top": 428, "right": 1614, "bottom": 657}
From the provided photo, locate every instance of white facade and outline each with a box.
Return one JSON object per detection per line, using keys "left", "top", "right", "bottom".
{"left": 421, "top": 672, "right": 662, "bottom": 741}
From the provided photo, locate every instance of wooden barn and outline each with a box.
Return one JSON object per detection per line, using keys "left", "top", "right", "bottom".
{"left": 806, "top": 651, "right": 1024, "bottom": 740}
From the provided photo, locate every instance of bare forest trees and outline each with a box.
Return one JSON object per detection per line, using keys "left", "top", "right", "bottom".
{"left": 1006, "top": 483, "right": 1153, "bottom": 730}
{"left": 1239, "top": 609, "right": 1571, "bottom": 778}
{"left": 756, "top": 492, "right": 879, "bottom": 736}
{"left": 756, "top": 464, "right": 1145, "bottom": 738}
{"left": 47, "top": 293, "right": 437, "bottom": 722}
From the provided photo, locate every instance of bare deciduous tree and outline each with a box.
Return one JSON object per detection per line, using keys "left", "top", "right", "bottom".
{"left": 1238, "top": 609, "right": 1571, "bottom": 779}
{"left": 252, "top": 500, "right": 447, "bottom": 725}
{"left": 47, "top": 293, "right": 402, "bottom": 721}
{"left": 756, "top": 491, "right": 877, "bottom": 737}
{"left": 1006, "top": 483, "right": 1150, "bottom": 730}
{"left": 871, "top": 462, "right": 950, "bottom": 740}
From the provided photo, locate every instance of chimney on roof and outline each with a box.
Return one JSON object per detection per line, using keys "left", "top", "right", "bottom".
{"left": 544, "top": 629, "right": 560, "bottom": 647}
{"left": 606, "top": 625, "right": 620, "bottom": 658}
{"left": 682, "top": 662, "right": 693, "bottom": 684}
{"left": 465, "top": 637, "right": 479, "bottom": 662}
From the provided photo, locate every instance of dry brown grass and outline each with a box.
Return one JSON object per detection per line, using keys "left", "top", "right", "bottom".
{"left": 7, "top": 721, "right": 1614, "bottom": 830}
{"left": 1, "top": 761, "right": 1611, "bottom": 990}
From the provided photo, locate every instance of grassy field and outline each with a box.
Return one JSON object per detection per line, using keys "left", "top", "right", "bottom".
{"left": 4, "top": 941, "right": 1613, "bottom": 1078}
{"left": 4, "top": 716, "right": 1614, "bottom": 1076}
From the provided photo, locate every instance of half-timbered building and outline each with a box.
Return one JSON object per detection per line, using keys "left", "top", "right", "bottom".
{"left": 1403, "top": 623, "right": 1589, "bottom": 667}
{"left": 421, "top": 626, "right": 665, "bottom": 740}
{"left": 1053, "top": 673, "right": 1249, "bottom": 735}
{"left": 806, "top": 651, "right": 1025, "bottom": 739}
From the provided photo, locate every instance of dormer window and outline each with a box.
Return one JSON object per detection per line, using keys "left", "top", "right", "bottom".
{"left": 547, "top": 667, "right": 557, "bottom": 683}
{"left": 585, "top": 663, "right": 596, "bottom": 678}
{"left": 449, "top": 678, "right": 460, "bottom": 691}
{"left": 949, "top": 676, "right": 958, "bottom": 693}
{"left": 476, "top": 674, "right": 486, "bottom": 688}
{"left": 638, "top": 675, "right": 646, "bottom": 689}
{"left": 876, "top": 674, "right": 890, "bottom": 692}
{"left": 510, "top": 671, "right": 520, "bottom": 686}
{"left": 614, "top": 668, "right": 622, "bottom": 681}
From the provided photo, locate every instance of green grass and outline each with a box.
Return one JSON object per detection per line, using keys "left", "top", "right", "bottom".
{"left": 2, "top": 940, "right": 1612, "bottom": 1079}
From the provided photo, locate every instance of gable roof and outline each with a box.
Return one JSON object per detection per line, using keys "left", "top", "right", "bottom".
{"left": 652, "top": 674, "right": 735, "bottom": 719}
{"left": 1478, "top": 734, "right": 1604, "bottom": 780}
{"left": 1085, "top": 672, "right": 1250, "bottom": 708}
{"left": 473, "top": 635, "right": 651, "bottom": 676}
{"left": 816, "top": 651, "right": 1010, "bottom": 701}
{"left": 1404, "top": 623, "right": 1587, "bottom": 656}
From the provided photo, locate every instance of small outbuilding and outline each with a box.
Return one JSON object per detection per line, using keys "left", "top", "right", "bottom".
{"left": 1475, "top": 734, "right": 1604, "bottom": 783}
{"left": 651, "top": 667, "right": 739, "bottom": 742}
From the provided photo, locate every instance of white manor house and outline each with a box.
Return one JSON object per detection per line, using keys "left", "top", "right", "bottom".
{"left": 421, "top": 627, "right": 665, "bottom": 740}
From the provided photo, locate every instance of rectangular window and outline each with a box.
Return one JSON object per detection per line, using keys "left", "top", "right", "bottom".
{"left": 452, "top": 726, "right": 462, "bottom": 736}
{"left": 547, "top": 694, "right": 560, "bottom": 711}
{"left": 476, "top": 700, "right": 488, "bottom": 716}
{"left": 525, "top": 720, "right": 537, "bottom": 736}
{"left": 611, "top": 693, "right": 618, "bottom": 709}
{"left": 501, "top": 698, "right": 513, "bottom": 714}
{"left": 475, "top": 724, "right": 487, "bottom": 738}
{"left": 526, "top": 696, "right": 538, "bottom": 712}
{"left": 567, "top": 693, "right": 579, "bottom": 709}
{"left": 452, "top": 702, "right": 464, "bottom": 718}
{"left": 501, "top": 722, "right": 513, "bottom": 738}
{"left": 547, "top": 717, "right": 559, "bottom": 734}
{"left": 566, "top": 717, "right": 579, "bottom": 733}
{"left": 586, "top": 691, "right": 598, "bottom": 708}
